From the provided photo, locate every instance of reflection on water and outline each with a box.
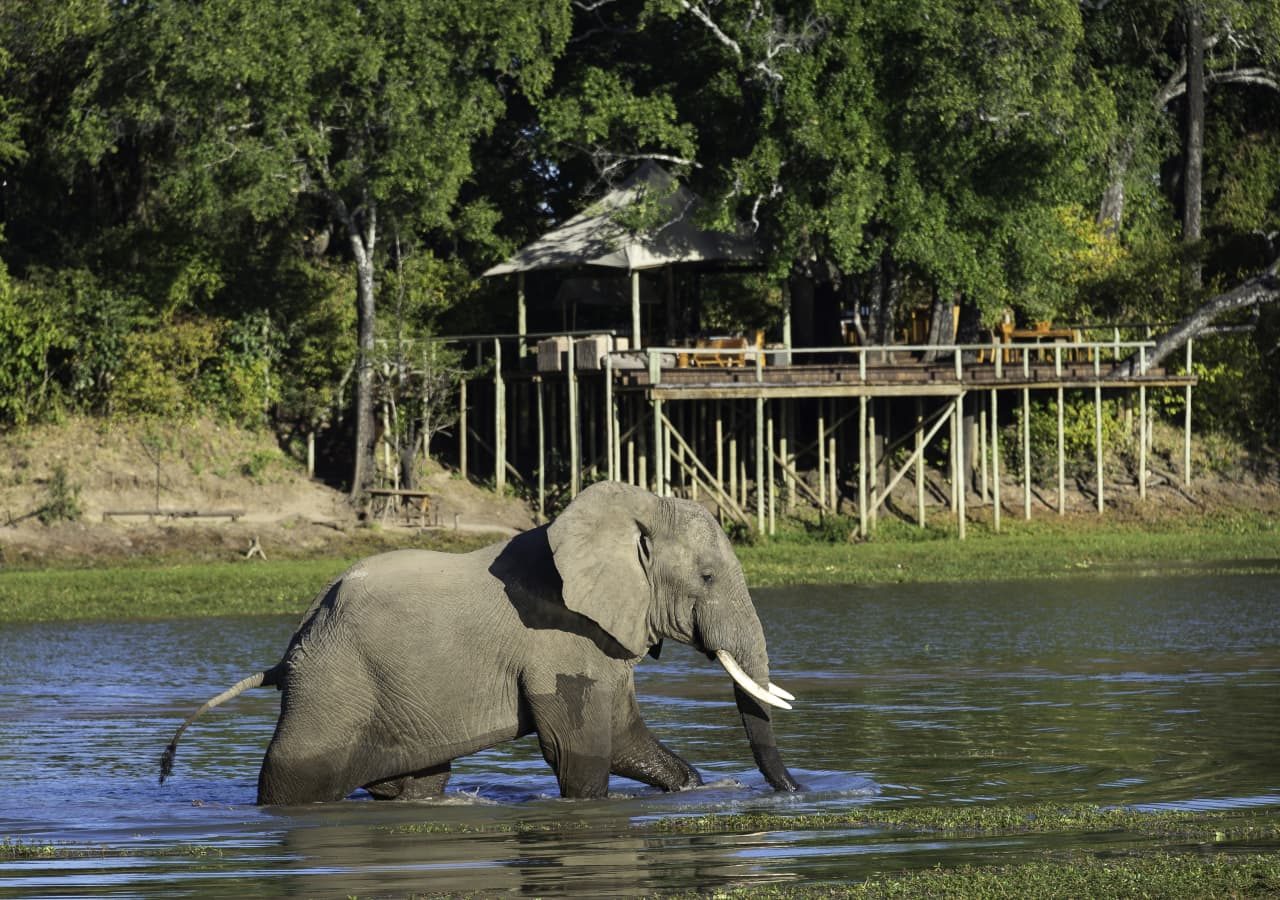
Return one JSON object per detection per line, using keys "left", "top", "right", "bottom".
{"left": 1, "top": 573, "right": 1278, "bottom": 895}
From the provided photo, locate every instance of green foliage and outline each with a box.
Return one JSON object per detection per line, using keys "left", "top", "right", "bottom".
{"left": 1006, "top": 396, "right": 1131, "bottom": 483}
{"left": 36, "top": 462, "right": 82, "bottom": 525}
{"left": 0, "top": 263, "right": 68, "bottom": 425}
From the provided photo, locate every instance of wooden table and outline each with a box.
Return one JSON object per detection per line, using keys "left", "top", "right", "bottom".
{"left": 987, "top": 322, "right": 1087, "bottom": 364}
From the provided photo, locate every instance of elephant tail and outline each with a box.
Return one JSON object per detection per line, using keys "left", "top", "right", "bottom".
{"left": 159, "top": 664, "right": 282, "bottom": 784}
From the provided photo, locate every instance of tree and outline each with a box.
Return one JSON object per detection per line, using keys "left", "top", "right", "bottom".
{"left": 77, "top": 0, "right": 570, "bottom": 497}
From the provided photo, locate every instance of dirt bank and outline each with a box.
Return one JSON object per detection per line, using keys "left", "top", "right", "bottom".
{"left": 0, "top": 417, "right": 535, "bottom": 568}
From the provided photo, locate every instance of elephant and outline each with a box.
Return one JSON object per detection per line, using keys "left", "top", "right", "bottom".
{"left": 160, "top": 480, "right": 799, "bottom": 804}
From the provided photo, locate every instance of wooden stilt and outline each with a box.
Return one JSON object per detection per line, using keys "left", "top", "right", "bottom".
{"left": 459, "top": 377, "right": 468, "bottom": 480}
{"left": 955, "top": 394, "right": 966, "bottom": 540}
{"left": 568, "top": 340, "right": 579, "bottom": 497}
{"left": 915, "top": 397, "right": 926, "bottom": 526}
{"left": 536, "top": 379, "right": 545, "bottom": 522}
{"left": 858, "top": 395, "right": 868, "bottom": 539}
{"left": 1022, "top": 386, "right": 1031, "bottom": 520}
{"left": 991, "top": 388, "right": 1001, "bottom": 533}
{"left": 1056, "top": 386, "right": 1065, "bottom": 516}
{"left": 494, "top": 338, "right": 506, "bottom": 493}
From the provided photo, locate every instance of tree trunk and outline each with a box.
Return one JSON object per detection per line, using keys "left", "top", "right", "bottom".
{"left": 1183, "top": 2, "right": 1205, "bottom": 290}
{"left": 345, "top": 197, "right": 379, "bottom": 502}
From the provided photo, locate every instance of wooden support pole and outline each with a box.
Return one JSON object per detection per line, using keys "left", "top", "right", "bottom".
{"left": 649, "top": 352, "right": 663, "bottom": 496}
{"left": 991, "top": 388, "right": 1001, "bottom": 533}
{"left": 631, "top": 270, "right": 642, "bottom": 349}
{"left": 605, "top": 355, "right": 615, "bottom": 481}
{"left": 955, "top": 394, "right": 966, "bottom": 540}
{"left": 1022, "top": 386, "right": 1032, "bottom": 520}
{"left": 915, "top": 397, "right": 926, "bottom": 526}
{"left": 858, "top": 395, "right": 868, "bottom": 539}
{"left": 715, "top": 401, "right": 725, "bottom": 504}
{"left": 493, "top": 338, "right": 506, "bottom": 493}
{"left": 1095, "top": 363, "right": 1105, "bottom": 509}
{"left": 459, "top": 377, "right": 468, "bottom": 479}
{"left": 1184, "top": 340, "right": 1193, "bottom": 487}
{"left": 767, "top": 405, "right": 776, "bottom": 536}
{"left": 568, "top": 338, "right": 580, "bottom": 497}
{"left": 756, "top": 395, "right": 765, "bottom": 534}
{"left": 828, "top": 400, "right": 838, "bottom": 515}
{"left": 949, "top": 399, "right": 958, "bottom": 514}
{"left": 1139, "top": 384, "right": 1148, "bottom": 501}
{"left": 1056, "top": 386, "right": 1065, "bottom": 516}
{"left": 516, "top": 272, "right": 527, "bottom": 357}
{"left": 867, "top": 398, "right": 877, "bottom": 527}
{"left": 536, "top": 379, "right": 545, "bottom": 522}
{"left": 783, "top": 401, "right": 795, "bottom": 512}
{"left": 817, "top": 404, "right": 827, "bottom": 509}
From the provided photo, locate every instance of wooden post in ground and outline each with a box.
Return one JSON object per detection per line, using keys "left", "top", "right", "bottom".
{"left": 915, "top": 397, "right": 925, "bottom": 526}
{"left": 493, "top": 338, "right": 506, "bottom": 493}
{"left": 755, "top": 394, "right": 765, "bottom": 534}
{"left": 1057, "top": 387, "right": 1066, "bottom": 515}
{"left": 1022, "top": 385, "right": 1032, "bottom": 520}
{"left": 955, "top": 394, "right": 966, "bottom": 540}
{"left": 516, "top": 273, "right": 527, "bottom": 357}
{"left": 817, "top": 404, "right": 827, "bottom": 510}
{"left": 568, "top": 338, "right": 580, "bottom": 497}
{"left": 991, "top": 388, "right": 1001, "bottom": 533}
{"left": 536, "top": 379, "right": 545, "bottom": 522}
{"left": 1184, "top": 340, "right": 1193, "bottom": 487}
{"left": 767, "top": 406, "right": 776, "bottom": 536}
{"left": 858, "top": 395, "right": 868, "bottom": 539}
{"left": 459, "top": 378, "right": 468, "bottom": 479}
{"left": 649, "top": 352, "right": 663, "bottom": 496}
{"left": 715, "top": 401, "right": 725, "bottom": 514}
{"left": 867, "top": 398, "right": 877, "bottom": 528}
{"left": 1094, "top": 353, "right": 1104, "bottom": 513}
{"left": 828, "top": 405, "right": 838, "bottom": 515}
{"left": 605, "top": 355, "right": 615, "bottom": 481}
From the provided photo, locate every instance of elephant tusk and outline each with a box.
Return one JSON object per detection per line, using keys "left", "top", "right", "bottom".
{"left": 768, "top": 683, "right": 795, "bottom": 702}
{"left": 716, "top": 650, "right": 792, "bottom": 710}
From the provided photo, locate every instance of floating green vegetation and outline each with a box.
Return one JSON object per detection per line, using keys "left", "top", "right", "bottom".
{"left": 650, "top": 802, "right": 1280, "bottom": 843}
{"left": 0, "top": 837, "right": 225, "bottom": 860}
{"left": 674, "top": 851, "right": 1280, "bottom": 898}
{"left": 381, "top": 803, "right": 1280, "bottom": 845}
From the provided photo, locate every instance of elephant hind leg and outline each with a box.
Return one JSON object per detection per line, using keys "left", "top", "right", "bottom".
{"left": 364, "top": 762, "right": 452, "bottom": 801}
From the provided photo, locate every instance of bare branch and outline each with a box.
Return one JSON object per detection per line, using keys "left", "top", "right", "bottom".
{"left": 1111, "top": 257, "right": 1280, "bottom": 377}
{"left": 678, "top": 0, "right": 744, "bottom": 59}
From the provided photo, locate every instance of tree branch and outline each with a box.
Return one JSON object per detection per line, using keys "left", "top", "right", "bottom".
{"left": 1111, "top": 257, "right": 1280, "bottom": 377}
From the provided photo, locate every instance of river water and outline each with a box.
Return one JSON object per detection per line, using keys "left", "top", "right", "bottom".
{"left": 1, "top": 573, "right": 1278, "bottom": 896}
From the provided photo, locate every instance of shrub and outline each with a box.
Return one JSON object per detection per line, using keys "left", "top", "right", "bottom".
{"left": 37, "top": 463, "right": 82, "bottom": 525}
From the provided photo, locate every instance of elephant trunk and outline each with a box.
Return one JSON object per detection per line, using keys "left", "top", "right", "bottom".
{"left": 734, "top": 684, "right": 800, "bottom": 792}
{"left": 698, "top": 592, "right": 801, "bottom": 793}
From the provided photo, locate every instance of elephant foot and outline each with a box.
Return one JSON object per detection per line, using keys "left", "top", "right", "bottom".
{"left": 364, "top": 762, "right": 452, "bottom": 800}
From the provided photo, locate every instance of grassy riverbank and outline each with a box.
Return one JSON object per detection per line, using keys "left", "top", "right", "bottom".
{"left": 2, "top": 508, "right": 1278, "bottom": 624}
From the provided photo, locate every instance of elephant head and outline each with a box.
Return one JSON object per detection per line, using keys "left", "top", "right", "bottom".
{"left": 547, "top": 481, "right": 800, "bottom": 791}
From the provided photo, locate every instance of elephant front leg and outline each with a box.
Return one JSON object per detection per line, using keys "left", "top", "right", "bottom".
{"left": 525, "top": 674, "right": 614, "bottom": 799}
{"left": 610, "top": 694, "right": 702, "bottom": 792}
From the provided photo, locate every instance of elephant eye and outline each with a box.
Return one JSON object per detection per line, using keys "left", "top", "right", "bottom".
{"left": 701, "top": 572, "right": 714, "bottom": 587}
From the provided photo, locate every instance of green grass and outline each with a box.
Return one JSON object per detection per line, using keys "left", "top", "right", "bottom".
{"left": 0, "top": 559, "right": 347, "bottom": 623}
{"left": 738, "top": 509, "right": 1280, "bottom": 586}
{"left": 3, "top": 510, "right": 1279, "bottom": 623}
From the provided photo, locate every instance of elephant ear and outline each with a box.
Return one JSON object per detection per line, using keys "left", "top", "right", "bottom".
{"left": 547, "top": 481, "right": 660, "bottom": 658}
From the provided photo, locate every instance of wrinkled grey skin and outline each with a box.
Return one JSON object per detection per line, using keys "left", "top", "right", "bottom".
{"left": 162, "top": 481, "right": 798, "bottom": 804}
